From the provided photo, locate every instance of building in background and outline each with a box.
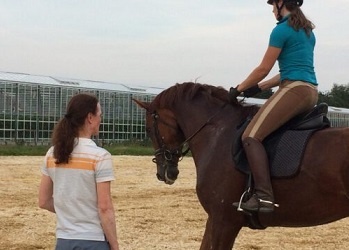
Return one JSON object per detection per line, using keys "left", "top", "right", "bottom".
{"left": 1, "top": 71, "right": 349, "bottom": 145}
{"left": 0, "top": 71, "right": 162, "bottom": 145}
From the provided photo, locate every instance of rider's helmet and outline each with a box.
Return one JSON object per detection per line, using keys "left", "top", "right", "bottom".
{"left": 267, "top": 0, "right": 303, "bottom": 20}
{"left": 267, "top": 0, "right": 303, "bottom": 7}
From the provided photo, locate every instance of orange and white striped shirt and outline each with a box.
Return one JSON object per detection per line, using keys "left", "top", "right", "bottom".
{"left": 41, "top": 138, "right": 115, "bottom": 241}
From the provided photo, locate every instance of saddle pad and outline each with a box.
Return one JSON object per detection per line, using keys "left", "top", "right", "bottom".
{"left": 232, "top": 120, "right": 319, "bottom": 178}
{"left": 267, "top": 129, "right": 315, "bottom": 177}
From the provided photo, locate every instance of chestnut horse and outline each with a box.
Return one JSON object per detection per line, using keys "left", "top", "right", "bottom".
{"left": 134, "top": 82, "right": 349, "bottom": 249}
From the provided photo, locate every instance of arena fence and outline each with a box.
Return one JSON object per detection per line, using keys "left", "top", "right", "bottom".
{"left": 327, "top": 110, "right": 349, "bottom": 127}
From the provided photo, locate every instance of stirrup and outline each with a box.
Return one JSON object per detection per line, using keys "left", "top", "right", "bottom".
{"left": 234, "top": 189, "right": 251, "bottom": 212}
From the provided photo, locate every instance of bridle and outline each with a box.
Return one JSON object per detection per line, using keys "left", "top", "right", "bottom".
{"left": 150, "top": 111, "right": 188, "bottom": 166}
{"left": 149, "top": 103, "right": 228, "bottom": 167}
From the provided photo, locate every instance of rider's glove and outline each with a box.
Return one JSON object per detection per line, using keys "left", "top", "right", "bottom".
{"left": 228, "top": 86, "right": 241, "bottom": 103}
{"left": 243, "top": 85, "right": 262, "bottom": 98}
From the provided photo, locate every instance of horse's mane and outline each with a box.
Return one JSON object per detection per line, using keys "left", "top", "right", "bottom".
{"left": 152, "top": 82, "right": 235, "bottom": 109}
{"left": 150, "top": 82, "right": 259, "bottom": 125}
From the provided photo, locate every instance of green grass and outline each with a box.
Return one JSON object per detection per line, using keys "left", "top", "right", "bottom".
{"left": 0, "top": 145, "right": 50, "bottom": 156}
{"left": 104, "top": 145, "right": 154, "bottom": 156}
{"left": 0, "top": 143, "right": 154, "bottom": 156}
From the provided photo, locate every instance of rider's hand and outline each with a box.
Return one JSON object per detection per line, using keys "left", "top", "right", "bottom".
{"left": 228, "top": 86, "right": 241, "bottom": 103}
{"left": 243, "top": 85, "right": 262, "bottom": 98}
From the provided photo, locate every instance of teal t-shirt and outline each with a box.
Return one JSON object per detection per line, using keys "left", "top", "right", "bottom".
{"left": 269, "top": 16, "right": 317, "bottom": 85}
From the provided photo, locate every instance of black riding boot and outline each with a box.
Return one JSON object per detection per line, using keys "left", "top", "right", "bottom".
{"left": 234, "top": 137, "right": 276, "bottom": 213}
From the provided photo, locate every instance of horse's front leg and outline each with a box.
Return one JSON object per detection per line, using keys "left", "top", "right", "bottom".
{"left": 200, "top": 216, "right": 243, "bottom": 250}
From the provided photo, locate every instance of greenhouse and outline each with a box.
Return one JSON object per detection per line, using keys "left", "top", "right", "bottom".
{"left": 0, "top": 71, "right": 162, "bottom": 145}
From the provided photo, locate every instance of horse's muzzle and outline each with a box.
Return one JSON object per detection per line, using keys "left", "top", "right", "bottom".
{"left": 156, "top": 163, "right": 179, "bottom": 185}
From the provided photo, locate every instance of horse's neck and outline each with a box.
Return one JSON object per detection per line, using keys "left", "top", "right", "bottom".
{"left": 176, "top": 103, "right": 236, "bottom": 182}
{"left": 175, "top": 103, "right": 228, "bottom": 151}
{"left": 175, "top": 103, "right": 221, "bottom": 135}
{"left": 175, "top": 102, "right": 256, "bottom": 149}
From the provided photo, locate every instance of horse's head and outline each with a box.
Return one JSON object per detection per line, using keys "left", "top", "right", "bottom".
{"left": 133, "top": 99, "right": 186, "bottom": 185}
{"left": 133, "top": 82, "right": 251, "bottom": 184}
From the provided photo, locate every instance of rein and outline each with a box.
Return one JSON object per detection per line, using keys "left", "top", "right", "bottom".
{"left": 151, "top": 103, "right": 228, "bottom": 163}
{"left": 181, "top": 102, "right": 228, "bottom": 147}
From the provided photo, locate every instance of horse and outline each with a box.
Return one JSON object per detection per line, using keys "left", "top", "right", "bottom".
{"left": 133, "top": 82, "right": 349, "bottom": 249}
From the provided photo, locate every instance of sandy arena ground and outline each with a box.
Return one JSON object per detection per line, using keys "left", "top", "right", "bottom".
{"left": 1, "top": 155, "right": 349, "bottom": 250}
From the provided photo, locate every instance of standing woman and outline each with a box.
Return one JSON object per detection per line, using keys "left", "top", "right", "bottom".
{"left": 231, "top": 0, "right": 318, "bottom": 212}
{"left": 38, "top": 93, "right": 120, "bottom": 250}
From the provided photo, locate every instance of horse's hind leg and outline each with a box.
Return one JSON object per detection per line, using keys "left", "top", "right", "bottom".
{"left": 200, "top": 217, "right": 242, "bottom": 250}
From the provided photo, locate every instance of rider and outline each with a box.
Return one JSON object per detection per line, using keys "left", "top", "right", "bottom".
{"left": 230, "top": 0, "right": 318, "bottom": 212}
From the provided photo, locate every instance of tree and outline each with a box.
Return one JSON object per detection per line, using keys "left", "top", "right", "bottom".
{"left": 318, "top": 83, "right": 349, "bottom": 108}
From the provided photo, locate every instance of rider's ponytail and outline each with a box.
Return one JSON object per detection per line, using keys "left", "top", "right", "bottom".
{"left": 286, "top": 3, "right": 315, "bottom": 36}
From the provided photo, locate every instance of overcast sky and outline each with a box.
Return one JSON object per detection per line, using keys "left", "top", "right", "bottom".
{"left": 0, "top": 0, "right": 348, "bottom": 92}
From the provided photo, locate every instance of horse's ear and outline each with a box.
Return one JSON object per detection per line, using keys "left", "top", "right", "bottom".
{"left": 132, "top": 98, "right": 150, "bottom": 110}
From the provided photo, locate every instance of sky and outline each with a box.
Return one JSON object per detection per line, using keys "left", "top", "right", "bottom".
{"left": 0, "top": 0, "right": 348, "bottom": 92}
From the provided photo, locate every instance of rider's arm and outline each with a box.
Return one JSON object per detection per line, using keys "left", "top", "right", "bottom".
{"left": 259, "top": 74, "right": 281, "bottom": 90}
{"left": 237, "top": 46, "right": 281, "bottom": 92}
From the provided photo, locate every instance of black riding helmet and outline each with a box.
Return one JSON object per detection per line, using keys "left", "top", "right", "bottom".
{"left": 267, "top": 0, "right": 303, "bottom": 21}
{"left": 267, "top": 0, "right": 303, "bottom": 6}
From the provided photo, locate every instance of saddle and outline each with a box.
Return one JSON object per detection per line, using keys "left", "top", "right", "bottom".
{"left": 233, "top": 103, "right": 331, "bottom": 179}
{"left": 232, "top": 103, "right": 330, "bottom": 230}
